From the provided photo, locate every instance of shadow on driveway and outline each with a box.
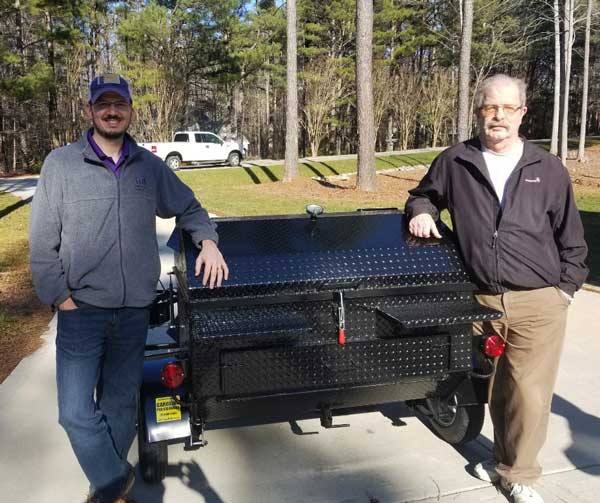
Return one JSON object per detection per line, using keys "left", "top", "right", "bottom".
{"left": 131, "top": 459, "right": 225, "bottom": 503}
{"left": 130, "top": 402, "right": 441, "bottom": 502}
{"left": 551, "top": 394, "right": 600, "bottom": 474}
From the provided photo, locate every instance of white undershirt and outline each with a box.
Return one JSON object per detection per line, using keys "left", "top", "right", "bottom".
{"left": 481, "top": 141, "right": 524, "bottom": 207}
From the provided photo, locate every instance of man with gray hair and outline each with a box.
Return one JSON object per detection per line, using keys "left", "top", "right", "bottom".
{"left": 405, "top": 74, "right": 588, "bottom": 503}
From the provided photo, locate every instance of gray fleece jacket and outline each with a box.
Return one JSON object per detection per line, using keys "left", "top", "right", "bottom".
{"left": 29, "top": 133, "right": 218, "bottom": 308}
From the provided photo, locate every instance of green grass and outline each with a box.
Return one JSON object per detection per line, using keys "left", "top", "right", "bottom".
{"left": 178, "top": 151, "right": 439, "bottom": 216}
{"left": 0, "top": 191, "right": 32, "bottom": 337}
{"left": 178, "top": 167, "right": 315, "bottom": 216}
{"left": 0, "top": 192, "right": 30, "bottom": 271}
{"left": 0, "top": 311, "right": 15, "bottom": 324}
{"left": 576, "top": 193, "right": 600, "bottom": 286}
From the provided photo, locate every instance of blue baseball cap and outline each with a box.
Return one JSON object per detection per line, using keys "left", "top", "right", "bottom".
{"left": 89, "top": 73, "right": 132, "bottom": 104}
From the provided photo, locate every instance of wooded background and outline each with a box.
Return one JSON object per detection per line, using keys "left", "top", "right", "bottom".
{"left": 0, "top": 0, "right": 598, "bottom": 174}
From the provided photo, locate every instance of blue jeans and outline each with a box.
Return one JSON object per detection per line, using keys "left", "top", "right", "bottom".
{"left": 56, "top": 301, "right": 149, "bottom": 502}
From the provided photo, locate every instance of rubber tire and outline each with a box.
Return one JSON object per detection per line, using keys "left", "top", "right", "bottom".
{"left": 228, "top": 151, "right": 241, "bottom": 167}
{"left": 426, "top": 399, "right": 485, "bottom": 445}
{"left": 165, "top": 155, "right": 181, "bottom": 171}
{"left": 138, "top": 408, "right": 168, "bottom": 483}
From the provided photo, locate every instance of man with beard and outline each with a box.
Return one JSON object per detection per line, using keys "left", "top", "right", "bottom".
{"left": 29, "top": 74, "right": 229, "bottom": 503}
{"left": 405, "top": 74, "right": 587, "bottom": 503}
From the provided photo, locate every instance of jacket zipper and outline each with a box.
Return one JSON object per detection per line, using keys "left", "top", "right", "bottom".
{"left": 85, "top": 144, "right": 141, "bottom": 307}
{"left": 459, "top": 145, "right": 543, "bottom": 292}
{"left": 115, "top": 152, "right": 141, "bottom": 306}
{"left": 117, "top": 175, "right": 127, "bottom": 306}
{"left": 490, "top": 162, "right": 524, "bottom": 290}
{"left": 115, "top": 151, "right": 144, "bottom": 306}
{"left": 492, "top": 228, "right": 500, "bottom": 286}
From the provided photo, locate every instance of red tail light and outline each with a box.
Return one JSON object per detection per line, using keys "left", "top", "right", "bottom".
{"left": 484, "top": 334, "right": 505, "bottom": 358}
{"left": 161, "top": 362, "right": 185, "bottom": 389}
{"left": 151, "top": 145, "right": 157, "bottom": 153}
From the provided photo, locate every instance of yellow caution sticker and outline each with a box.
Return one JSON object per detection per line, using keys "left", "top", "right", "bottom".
{"left": 155, "top": 396, "right": 181, "bottom": 423}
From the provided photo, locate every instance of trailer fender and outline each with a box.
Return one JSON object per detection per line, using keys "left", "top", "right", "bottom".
{"left": 140, "top": 357, "right": 190, "bottom": 443}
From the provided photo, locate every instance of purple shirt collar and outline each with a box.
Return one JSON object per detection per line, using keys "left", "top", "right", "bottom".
{"left": 87, "top": 129, "right": 129, "bottom": 177}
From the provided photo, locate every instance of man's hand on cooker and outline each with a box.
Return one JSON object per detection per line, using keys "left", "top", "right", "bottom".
{"left": 408, "top": 213, "right": 442, "bottom": 239}
{"left": 195, "top": 240, "right": 229, "bottom": 289}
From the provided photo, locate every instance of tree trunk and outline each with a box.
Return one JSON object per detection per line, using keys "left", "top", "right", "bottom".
{"left": 457, "top": 0, "right": 473, "bottom": 142}
{"left": 90, "top": 8, "right": 98, "bottom": 77}
{"left": 311, "top": 141, "right": 318, "bottom": 157}
{"left": 386, "top": 115, "right": 394, "bottom": 151}
{"left": 356, "top": 0, "right": 376, "bottom": 192}
{"left": 0, "top": 98, "right": 5, "bottom": 173}
{"left": 13, "top": 1, "right": 25, "bottom": 172}
{"left": 12, "top": 117, "right": 17, "bottom": 172}
{"left": 265, "top": 72, "right": 270, "bottom": 158}
{"left": 14, "top": 1, "right": 24, "bottom": 69}
{"left": 577, "top": 0, "right": 593, "bottom": 162}
{"left": 550, "top": 0, "right": 561, "bottom": 155}
{"left": 560, "top": 0, "right": 575, "bottom": 165}
{"left": 284, "top": 0, "right": 299, "bottom": 181}
{"left": 45, "top": 9, "right": 59, "bottom": 149}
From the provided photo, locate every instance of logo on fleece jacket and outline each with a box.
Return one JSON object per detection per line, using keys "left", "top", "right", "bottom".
{"left": 135, "top": 176, "right": 147, "bottom": 190}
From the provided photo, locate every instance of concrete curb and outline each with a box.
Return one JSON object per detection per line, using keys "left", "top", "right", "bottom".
{"left": 581, "top": 283, "right": 600, "bottom": 294}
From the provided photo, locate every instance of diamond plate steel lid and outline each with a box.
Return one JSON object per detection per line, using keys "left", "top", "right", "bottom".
{"left": 172, "top": 210, "right": 471, "bottom": 295}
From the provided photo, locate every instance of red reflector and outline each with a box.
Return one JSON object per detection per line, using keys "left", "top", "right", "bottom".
{"left": 484, "top": 335, "right": 505, "bottom": 357}
{"left": 151, "top": 145, "right": 157, "bottom": 153}
{"left": 161, "top": 362, "right": 185, "bottom": 389}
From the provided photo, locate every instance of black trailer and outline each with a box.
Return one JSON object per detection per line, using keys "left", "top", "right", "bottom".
{"left": 138, "top": 207, "right": 503, "bottom": 483}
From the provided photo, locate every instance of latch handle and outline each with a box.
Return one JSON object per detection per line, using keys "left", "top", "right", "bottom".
{"left": 334, "top": 291, "right": 346, "bottom": 345}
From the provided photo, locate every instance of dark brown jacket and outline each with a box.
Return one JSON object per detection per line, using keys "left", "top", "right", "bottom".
{"left": 405, "top": 138, "right": 588, "bottom": 296}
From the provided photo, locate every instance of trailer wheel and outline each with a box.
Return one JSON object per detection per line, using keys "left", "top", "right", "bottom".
{"left": 138, "top": 407, "right": 168, "bottom": 483}
{"left": 424, "top": 394, "right": 485, "bottom": 445}
{"left": 165, "top": 155, "right": 181, "bottom": 171}
{"left": 228, "top": 151, "right": 241, "bottom": 167}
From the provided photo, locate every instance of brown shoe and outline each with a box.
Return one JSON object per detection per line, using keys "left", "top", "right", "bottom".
{"left": 86, "top": 468, "right": 135, "bottom": 503}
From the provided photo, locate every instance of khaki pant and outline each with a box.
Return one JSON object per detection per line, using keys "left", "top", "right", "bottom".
{"left": 474, "top": 287, "right": 569, "bottom": 485}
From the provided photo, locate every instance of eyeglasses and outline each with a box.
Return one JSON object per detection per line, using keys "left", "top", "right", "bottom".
{"left": 479, "top": 104, "right": 522, "bottom": 116}
{"left": 92, "top": 100, "right": 131, "bottom": 112}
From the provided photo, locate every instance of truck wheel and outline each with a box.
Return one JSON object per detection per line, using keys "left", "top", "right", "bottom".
{"left": 424, "top": 394, "right": 485, "bottom": 445}
{"left": 227, "top": 151, "right": 241, "bottom": 167}
{"left": 165, "top": 155, "right": 181, "bottom": 171}
{"left": 138, "top": 407, "right": 168, "bottom": 483}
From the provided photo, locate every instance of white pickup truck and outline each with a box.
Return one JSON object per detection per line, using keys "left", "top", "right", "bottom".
{"left": 139, "top": 131, "right": 245, "bottom": 170}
